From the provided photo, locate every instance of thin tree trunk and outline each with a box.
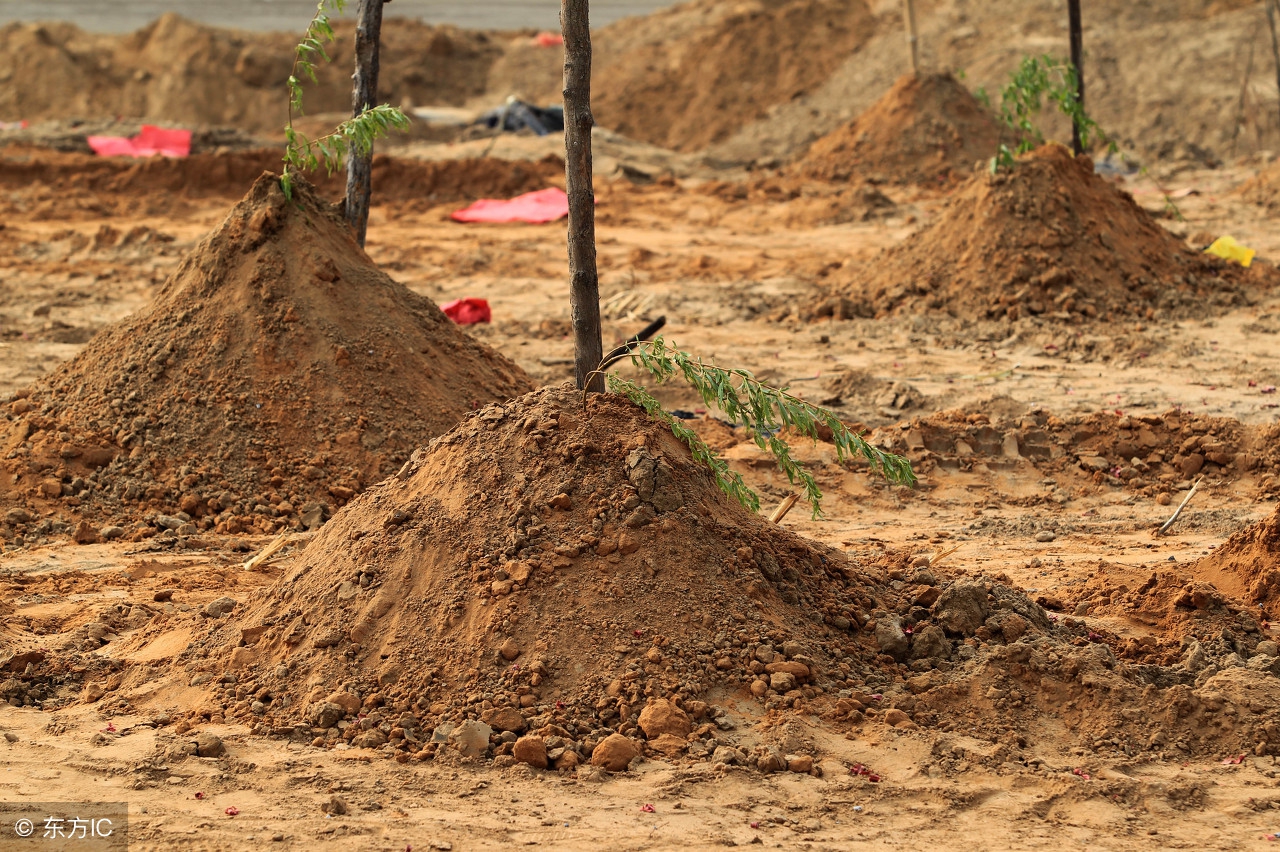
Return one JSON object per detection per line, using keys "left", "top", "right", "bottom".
{"left": 561, "top": 0, "right": 604, "bottom": 393}
{"left": 345, "top": 0, "right": 385, "bottom": 248}
{"left": 902, "top": 0, "right": 919, "bottom": 75}
{"left": 1267, "top": 0, "right": 1280, "bottom": 137}
{"left": 1067, "top": 0, "right": 1084, "bottom": 155}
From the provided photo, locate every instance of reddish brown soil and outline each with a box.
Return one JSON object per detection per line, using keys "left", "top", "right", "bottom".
{"left": 1192, "top": 506, "right": 1280, "bottom": 614}
{"left": 0, "top": 172, "right": 531, "bottom": 540}
{"left": 820, "top": 144, "right": 1271, "bottom": 322}
{"left": 592, "top": 0, "right": 877, "bottom": 152}
{"left": 0, "top": 145, "right": 564, "bottom": 220}
{"left": 793, "top": 72, "right": 1000, "bottom": 186}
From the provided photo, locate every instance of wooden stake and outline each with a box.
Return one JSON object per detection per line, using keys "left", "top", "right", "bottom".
{"left": 562, "top": 0, "right": 604, "bottom": 394}
{"left": 1155, "top": 476, "right": 1202, "bottom": 536}
{"left": 1067, "top": 0, "right": 1085, "bottom": 156}
{"left": 243, "top": 532, "right": 293, "bottom": 571}
{"left": 345, "top": 0, "right": 385, "bottom": 248}
{"left": 769, "top": 493, "right": 800, "bottom": 524}
{"left": 902, "top": 0, "right": 919, "bottom": 75}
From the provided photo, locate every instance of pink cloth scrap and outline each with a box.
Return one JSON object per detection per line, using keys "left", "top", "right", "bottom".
{"left": 450, "top": 187, "right": 569, "bottom": 224}
{"left": 87, "top": 124, "right": 192, "bottom": 158}
{"left": 534, "top": 32, "right": 564, "bottom": 47}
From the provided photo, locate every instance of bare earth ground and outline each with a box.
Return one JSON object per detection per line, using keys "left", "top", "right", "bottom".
{"left": 1, "top": 146, "right": 1279, "bottom": 849}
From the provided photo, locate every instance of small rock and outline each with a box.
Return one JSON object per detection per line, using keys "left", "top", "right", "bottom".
{"left": 512, "top": 735, "right": 548, "bottom": 769}
{"left": 72, "top": 520, "right": 100, "bottom": 544}
{"left": 637, "top": 699, "right": 692, "bottom": 739}
{"left": 4, "top": 508, "right": 34, "bottom": 525}
{"left": 787, "top": 754, "right": 814, "bottom": 773}
{"left": 554, "top": 749, "right": 580, "bottom": 770}
{"left": 750, "top": 679, "right": 768, "bottom": 697}
{"left": 82, "top": 682, "right": 106, "bottom": 702}
{"left": 756, "top": 747, "right": 786, "bottom": 773}
{"left": 754, "top": 645, "right": 776, "bottom": 664}
{"left": 1034, "top": 530, "right": 1056, "bottom": 543}
{"left": 203, "top": 597, "right": 238, "bottom": 618}
{"left": 590, "top": 733, "right": 638, "bottom": 772}
{"left": 99, "top": 525, "right": 125, "bottom": 541}
{"left": 883, "top": 709, "right": 909, "bottom": 727}
{"left": 648, "top": 734, "right": 687, "bottom": 757}
{"left": 229, "top": 647, "right": 256, "bottom": 669}
{"left": 769, "top": 671, "right": 796, "bottom": 692}
{"left": 485, "top": 707, "right": 528, "bottom": 734}
{"left": 153, "top": 589, "right": 176, "bottom": 602}
{"left": 933, "top": 582, "right": 990, "bottom": 636}
{"left": 875, "top": 616, "right": 910, "bottom": 660}
{"left": 327, "top": 692, "right": 361, "bottom": 715}
{"left": 1255, "top": 640, "right": 1280, "bottom": 658}
{"left": 195, "top": 732, "right": 225, "bottom": 758}
{"left": 909, "top": 624, "right": 951, "bottom": 661}
{"left": 308, "top": 702, "right": 344, "bottom": 729}
{"left": 321, "top": 795, "right": 348, "bottom": 816}
{"left": 712, "top": 745, "right": 743, "bottom": 765}
{"left": 2, "top": 732, "right": 16, "bottom": 743}
{"left": 449, "top": 720, "right": 492, "bottom": 759}
{"left": 498, "top": 637, "right": 521, "bottom": 661}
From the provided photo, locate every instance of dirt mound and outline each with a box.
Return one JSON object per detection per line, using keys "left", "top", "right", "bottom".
{"left": 793, "top": 72, "right": 1000, "bottom": 186}
{"left": 0, "top": 145, "right": 564, "bottom": 220}
{"left": 821, "top": 144, "right": 1268, "bottom": 322}
{"left": 701, "top": 176, "right": 898, "bottom": 227}
{"left": 0, "top": 172, "right": 532, "bottom": 543}
{"left": 0, "top": 15, "right": 500, "bottom": 137}
{"left": 1239, "top": 162, "right": 1280, "bottom": 216}
{"left": 592, "top": 0, "right": 876, "bottom": 153}
{"left": 1191, "top": 506, "right": 1280, "bottom": 615}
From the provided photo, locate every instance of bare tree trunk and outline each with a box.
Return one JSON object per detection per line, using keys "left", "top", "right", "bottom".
{"left": 1067, "top": 0, "right": 1085, "bottom": 155}
{"left": 902, "top": 0, "right": 919, "bottom": 75}
{"left": 345, "top": 0, "right": 385, "bottom": 248}
{"left": 561, "top": 0, "right": 604, "bottom": 393}
{"left": 1268, "top": 0, "right": 1280, "bottom": 136}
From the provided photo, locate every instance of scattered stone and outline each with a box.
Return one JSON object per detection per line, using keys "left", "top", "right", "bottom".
{"left": 153, "top": 589, "right": 175, "bottom": 602}
{"left": 648, "top": 734, "right": 687, "bottom": 757}
{"left": 512, "top": 735, "right": 548, "bottom": 769}
{"left": 875, "top": 616, "right": 910, "bottom": 660}
{"left": 72, "top": 520, "right": 100, "bottom": 544}
{"left": 498, "top": 638, "right": 521, "bottom": 661}
{"left": 321, "top": 795, "right": 348, "bottom": 816}
{"left": 308, "top": 702, "right": 344, "bottom": 729}
{"left": 449, "top": 720, "right": 492, "bottom": 759}
{"left": 195, "top": 732, "right": 225, "bottom": 758}
{"left": 909, "top": 624, "right": 950, "bottom": 661}
{"left": 637, "top": 699, "right": 692, "bottom": 739}
{"left": 933, "top": 582, "right": 990, "bottom": 636}
{"left": 787, "top": 754, "right": 814, "bottom": 773}
{"left": 770, "top": 671, "right": 797, "bottom": 692}
{"left": 203, "top": 597, "right": 238, "bottom": 618}
{"left": 757, "top": 747, "right": 786, "bottom": 773}
{"left": 1034, "top": 530, "right": 1056, "bottom": 543}
{"left": 485, "top": 708, "right": 528, "bottom": 734}
{"left": 590, "top": 733, "right": 639, "bottom": 772}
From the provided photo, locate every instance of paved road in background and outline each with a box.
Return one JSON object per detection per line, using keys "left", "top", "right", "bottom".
{"left": 0, "top": 0, "right": 676, "bottom": 33}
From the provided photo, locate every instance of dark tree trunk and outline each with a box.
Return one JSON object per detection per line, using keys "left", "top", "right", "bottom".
{"left": 1067, "top": 0, "right": 1085, "bottom": 155}
{"left": 345, "top": 0, "right": 385, "bottom": 248}
{"left": 561, "top": 0, "right": 604, "bottom": 393}
{"left": 902, "top": 0, "right": 919, "bottom": 75}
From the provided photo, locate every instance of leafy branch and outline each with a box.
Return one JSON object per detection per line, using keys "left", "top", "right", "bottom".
{"left": 604, "top": 338, "right": 916, "bottom": 518}
{"left": 991, "top": 55, "right": 1110, "bottom": 171}
{"left": 281, "top": 0, "right": 410, "bottom": 199}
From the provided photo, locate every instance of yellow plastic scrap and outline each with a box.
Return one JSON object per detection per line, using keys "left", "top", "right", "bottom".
{"left": 1204, "top": 235, "right": 1255, "bottom": 268}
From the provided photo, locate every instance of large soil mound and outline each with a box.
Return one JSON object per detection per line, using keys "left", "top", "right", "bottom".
{"left": 824, "top": 144, "right": 1266, "bottom": 322}
{"left": 793, "top": 72, "right": 1000, "bottom": 186}
{"left": 592, "top": 0, "right": 876, "bottom": 153}
{"left": 0, "top": 15, "right": 498, "bottom": 137}
{"left": 1191, "top": 507, "right": 1280, "bottom": 614}
{"left": 0, "top": 145, "right": 564, "bottom": 220}
{"left": 0, "top": 172, "right": 531, "bottom": 541}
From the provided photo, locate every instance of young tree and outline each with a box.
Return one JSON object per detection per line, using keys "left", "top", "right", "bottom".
{"left": 1067, "top": 0, "right": 1084, "bottom": 155}
{"left": 561, "top": 0, "right": 604, "bottom": 393}
{"left": 345, "top": 0, "right": 386, "bottom": 247}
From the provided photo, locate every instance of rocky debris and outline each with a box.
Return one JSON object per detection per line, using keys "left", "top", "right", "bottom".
{"left": 875, "top": 616, "right": 910, "bottom": 661}
{"left": 591, "top": 734, "right": 639, "bottom": 772}
{"left": 202, "top": 597, "right": 238, "bottom": 618}
{"left": 933, "top": 583, "right": 989, "bottom": 636}
{"left": 321, "top": 795, "right": 348, "bottom": 816}
{"left": 512, "top": 735, "right": 548, "bottom": 769}
{"left": 195, "top": 732, "right": 225, "bottom": 758}
{"left": 449, "top": 720, "right": 492, "bottom": 760}
{"left": 638, "top": 699, "right": 692, "bottom": 739}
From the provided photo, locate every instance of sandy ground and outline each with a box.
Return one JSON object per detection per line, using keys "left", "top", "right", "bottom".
{"left": 1, "top": 144, "right": 1280, "bottom": 848}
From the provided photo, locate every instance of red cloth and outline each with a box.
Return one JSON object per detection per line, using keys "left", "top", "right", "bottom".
{"left": 534, "top": 32, "right": 564, "bottom": 47}
{"left": 87, "top": 124, "right": 192, "bottom": 158}
{"left": 440, "top": 298, "right": 492, "bottom": 325}
{"left": 450, "top": 188, "right": 569, "bottom": 224}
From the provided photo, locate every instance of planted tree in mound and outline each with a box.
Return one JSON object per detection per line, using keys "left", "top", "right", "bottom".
{"left": 280, "top": 0, "right": 409, "bottom": 204}
{"left": 559, "top": 0, "right": 913, "bottom": 515}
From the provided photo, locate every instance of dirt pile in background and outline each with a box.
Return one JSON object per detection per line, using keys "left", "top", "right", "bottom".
{"left": 1190, "top": 506, "right": 1280, "bottom": 614}
{"left": 0, "top": 172, "right": 531, "bottom": 542}
{"left": 0, "top": 15, "right": 500, "bottom": 136}
{"left": 793, "top": 72, "right": 1000, "bottom": 186}
{"left": 700, "top": 177, "right": 898, "bottom": 227}
{"left": 819, "top": 145, "right": 1267, "bottom": 322}
{"left": 592, "top": 0, "right": 876, "bottom": 153}
{"left": 0, "top": 146, "right": 564, "bottom": 220}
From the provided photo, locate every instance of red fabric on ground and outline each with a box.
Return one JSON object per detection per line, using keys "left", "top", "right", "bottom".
{"left": 88, "top": 124, "right": 192, "bottom": 158}
{"left": 450, "top": 187, "right": 569, "bottom": 224}
{"left": 440, "top": 298, "right": 492, "bottom": 325}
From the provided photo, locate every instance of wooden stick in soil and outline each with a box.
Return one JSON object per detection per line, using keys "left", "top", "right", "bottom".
{"left": 769, "top": 493, "right": 800, "bottom": 524}
{"left": 1155, "top": 476, "right": 1202, "bottom": 536}
{"left": 1266, "top": 1, "right": 1280, "bottom": 134}
{"left": 1067, "top": 0, "right": 1085, "bottom": 156}
{"left": 344, "top": 0, "right": 385, "bottom": 248}
{"left": 243, "top": 532, "right": 293, "bottom": 571}
{"left": 901, "top": 0, "right": 919, "bottom": 75}
{"left": 562, "top": 0, "right": 604, "bottom": 393}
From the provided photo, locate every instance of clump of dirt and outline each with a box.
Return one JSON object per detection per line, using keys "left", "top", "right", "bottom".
{"left": 592, "top": 0, "right": 876, "bottom": 153}
{"left": 875, "top": 406, "right": 1280, "bottom": 504}
{"left": 0, "top": 171, "right": 531, "bottom": 542}
{"left": 0, "top": 146, "right": 564, "bottom": 220}
{"left": 818, "top": 144, "right": 1269, "bottom": 322}
{"left": 1239, "top": 161, "right": 1280, "bottom": 217}
{"left": 0, "top": 15, "right": 500, "bottom": 136}
{"left": 793, "top": 72, "right": 1000, "bottom": 186}
{"left": 1191, "top": 506, "right": 1280, "bottom": 615}
{"left": 702, "top": 177, "right": 898, "bottom": 227}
